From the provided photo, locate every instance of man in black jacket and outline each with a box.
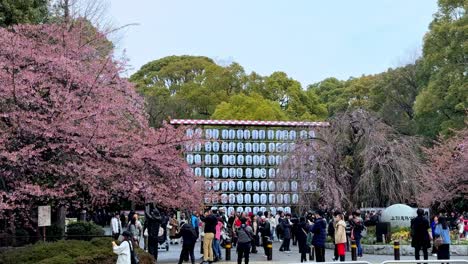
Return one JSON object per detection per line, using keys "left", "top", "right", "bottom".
{"left": 411, "top": 209, "right": 431, "bottom": 261}
{"left": 259, "top": 216, "right": 272, "bottom": 257}
{"left": 201, "top": 210, "right": 218, "bottom": 264}
{"left": 143, "top": 203, "right": 162, "bottom": 262}
{"left": 175, "top": 221, "right": 198, "bottom": 264}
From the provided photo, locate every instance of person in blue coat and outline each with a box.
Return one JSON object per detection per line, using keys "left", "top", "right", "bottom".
{"left": 311, "top": 210, "right": 327, "bottom": 262}
{"left": 279, "top": 213, "right": 292, "bottom": 252}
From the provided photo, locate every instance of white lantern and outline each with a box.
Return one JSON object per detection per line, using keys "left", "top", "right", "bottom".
{"left": 309, "top": 130, "right": 315, "bottom": 138}
{"left": 259, "top": 143, "right": 266, "bottom": 153}
{"left": 186, "top": 154, "right": 194, "bottom": 164}
{"left": 222, "top": 168, "right": 229, "bottom": 178}
{"left": 227, "top": 206, "right": 234, "bottom": 215}
{"left": 204, "top": 142, "right": 212, "bottom": 152}
{"left": 268, "top": 156, "right": 275, "bottom": 166}
{"left": 284, "top": 194, "right": 291, "bottom": 204}
{"left": 277, "top": 207, "right": 284, "bottom": 213}
{"left": 212, "top": 155, "right": 219, "bottom": 165}
{"left": 260, "top": 194, "right": 267, "bottom": 205}
{"left": 245, "top": 181, "right": 253, "bottom": 191}
{"left": 245, "top": 168, "right": 252, "bottom": 178}
{"left": 292, "top": 194, "right": 299, "bottom": 204}
{"left": 222, "top": 129, "right": 229, "bottom": 139}
{"left": 252, "top": 130, "right": 259, "bottom": 140}
{"left": 268, "top": 143, "right": 275, "bottom": 153}
{"left": 229, "top": 168, "right": 236, "bottom": 178}
{"left": 222, "top": 155, "right": 229, "bottom": 165}
{"left": 237, "top": 142, "right": 244, "bottom": 152}
{"left": 229, "top": 142, "right": 236, "bottom": 152}
{"left": 237, "top": 194, "right": 244, "bottom": 204}
{"left": 244, "top": 194, "right": 252, "bottom": 204}
{"left": 276, "top": 143, "right": 282, "bottom": 152}
{"left": 228, "top": 194, "right": 236, "bottom": 204}
{"left": 236, "top": 130, "right": 244, "bottom": 140}
{"left": 258, "top": 130, "right": 266, "bottom": 140}
{"left": 268, "top": 181, "right": 276, "bottom": 191}
{"left": 228, "top": 180, "right": 235, "bottom": 191}
{"left": 236, "top": 168, "right": 243, "bottom": 178}
{"left": 277, "top": 194, "right": 284, "bottom": 204}
{"left": 282, "top": 130, "right": 288, "bottom": 140}
{"left": 237, "top": 155, "right": 244, "bottom": 165}
{"left": 236, "top": 207, "right": 244, "bottom": 213}
{"left": 186, "top": 129, "right": 194, "bottom": 138}
{"left": 205, "top": 181, "right": 212, "bottom": 191}
{"left": 289, "top": 130, "right": 296, "bottom": 140}
{"left": 253, "top": 155, "right": 260, "bottom": 166}
{"left": 194, "top": 168, "right": 202, "bottom": 176}
{"left": 244, "top": 207, "right": 252, "bottom": 213}
{"left": 204, "top": 168, "right": 211, "bottom": 178}
{"left": 229, "top": 155, "right": 236, "bottom": 165}
{"left": 252, "top": 143, "right": 259, "bottom": 153}
{"left": 253, "top": 207, "right": 260, "bottom": 214}
{"left": 204, "top": 195, "right": 211, "bottom": 204}
{"left": 283, "top": 182, "right": 290, "bottom": 192}
{"left": 213, "top": 168, "right": 220, "bottom": 178}
{"left": 253, "top": 194, "right": 260, "bottom": 204}
{"left": 243, "top": 129, "right": 251, "bottom": 139}
{"left": 212, "top": 181, "right": 220, "bottom": 191}
{"left": 259, "top": 156, "right": 266, "bottom": 166}
{"left": 221, "top": 142, "right": 228, "bottom": 152}
{"left": 194, "top": 154, "right": 202, "bottom": 165}
{"left": 276, "top": 130, "right": 282, "bottom": 140}
{"left": 212, "top": 129, "right": 219, "bottom": 139}
{"left": 237, "top": 181, "right": 244, "bottom": 191}
{"left": 212, "top": 142, "right": 220, "bottom": 152}
{"left": 253, "top": 181, "right": 260, "bottom": 191}
{"left": 229, "top": 129, "right": 235, "bottom": 140}
{"left": 270, "top": 207, "right": 277, "bottom": 215}
{"left": 284, "top": 207, "right": 291, "bottom": 214}
{"left": 246, "top": 155, "right": 253, "bottom": 165}
{"left": 253, "top": 168, "right": 260, "bottom": 178}
{"left": 205, "top": 129, "right": 212, "bottom": 139}
{"left": 267, "top": 130, "right": 275, "bottom": 140}
{"left": 276, "top": 181, "right": 283, "bottom": 191}
{"left": 260, "top": 168, "right": 267, "bottom": 178}
{"left": 269, "top": 194, "right": 276, "bottom": 204}
{"left": 221, "top": 182, "right": 228, "bottom": 191}
{"left": 291, "top": 181, "right": 298, "bottom": 192}
{"left": 221, "top": 194, "right": 228, "bottom": 204}
{"left": 194, "top": 143, "right": 202, "bottom": 152}
{"left": 260, "top": 181, "right": 268, "bottom": 191}
{"left": 302, "top": 182, "right": 309, "bottom": 191}
{"left": 276, "top": 155, "right": 282, "bottom": 165}
{"left": 245, "top": 143, "right": 252, "bottom": 153}
{"left": 300, "top": 130, "right": 307, "bottom": 139}
{"left": 268, "top": 168, "right": 276, "bottom": 178}
{"left": 204, "top": 154, "right": 211, "bottom": 165}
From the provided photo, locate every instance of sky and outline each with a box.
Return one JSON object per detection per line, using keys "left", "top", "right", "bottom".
{"left": 108, "top": 0, "right": 438, "bottom": 86}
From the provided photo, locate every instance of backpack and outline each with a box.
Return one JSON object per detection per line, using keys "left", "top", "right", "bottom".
{"left": 307, "top": 232, "right": 313, "bottom": 247}
{"left": 127, "top": 241, "right": 140, "bottom": 264}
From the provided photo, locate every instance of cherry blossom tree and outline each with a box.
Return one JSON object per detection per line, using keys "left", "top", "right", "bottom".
{"left": 0, "top": 22, "right": 203, "bottom": 227}
{"left": 418, "top": 127, "right": 468, "bottom": 209}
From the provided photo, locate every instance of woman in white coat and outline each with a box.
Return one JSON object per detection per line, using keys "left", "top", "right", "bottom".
{"left": 112, "top": 231, "right": 133, "bottom": 264}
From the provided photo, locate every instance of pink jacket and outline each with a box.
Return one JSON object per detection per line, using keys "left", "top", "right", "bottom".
{"left": 215, "top": 221, "right": 223, "bottom": 240}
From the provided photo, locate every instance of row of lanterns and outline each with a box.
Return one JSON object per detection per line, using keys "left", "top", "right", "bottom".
{"left": 186, "top": 128, "right": 315, "bottom": 141}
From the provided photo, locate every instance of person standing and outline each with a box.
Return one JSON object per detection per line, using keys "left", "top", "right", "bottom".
{"left": 328, "top": 215, "right": 338, "bottom": 261}
{"left": 296, "top": 217, "right": 310, "bottom": 263}
{"left": 279, "top": 213, "right": 292, "bottom": 252}
{"left": 268, "top": 213, "right": 277, "bottom": 241}
{"left": 112, "top": 231, "right": 133, "bottom": 264}
{"left": 191, "top": 211, "right": 200, "bottom": 240}
{"left": 236, "top": 217, "right": 254, "bottom": 264}
{"left": 334, "top": 212, "right": 347, "bottom": 262}
{"left": 259, "top": 216, "right": 272, "bottom": 257}
{"left": 213, "top": 217, "right": 224, "bottom": 261}
{"left": 311, "top": 210, "right": 327, "bottom": 262}
{"left": 251, "top": 215, "right": 259, "bottom": 254}
{"left": 431, "top": 215, "right": 439, "bottom": 256}
{"left": 434, "top": 217, "right": 451, "bottom": 261}
{"left": 169, "top": 214, "right": 180, "bottom": 245}
{"left": 201, "top": 210, "right": 217, "bottom": 264}
{"left": 175, "top": 221, "right": 198, "bottom": 264}
{"left": 143, "top": 203, "right": 162, "bottom": 262}
{"left": 351, "top": 211, "right": 364, "bottom": 258}
{"left": 411, "top": 209, "right": 431, "bottom": 261}
{"left": 128, "top": 217, "right": 140, "bottom": 247}
{"left": 111, "top": 212, "right": 122, "bottom": 240}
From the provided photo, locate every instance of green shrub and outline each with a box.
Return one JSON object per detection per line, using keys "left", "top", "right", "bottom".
{"left": 66, "top": 221, "right": 104, "bottom": 241}
{"left": 46, "top": 224, "right": 64, "bottom": 242}
{"left": 14, "top": 228, "right": 30, "bottom": 246}
{"left": 0, "top": 237, "right": 155, "bottom": 264}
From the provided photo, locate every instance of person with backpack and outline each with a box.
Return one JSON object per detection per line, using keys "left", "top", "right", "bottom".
{"left": 112, "top": 231, "right": 136, "bottom": 264}
{"left": 296, "top": 216, "right": 310, "bottom": 263}
{"left": 334, "top": 212, "right": 347, "bottom": 262}
{"left": 174, "top": 221, "right": 198, "bottom": 264}
{"left": 236, "top": 217, "right": 255, "bottom": 264}
{"left": 311, "top": 210, "right": 327, "bottom": 262}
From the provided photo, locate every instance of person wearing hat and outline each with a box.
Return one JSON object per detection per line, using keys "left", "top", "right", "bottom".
{"left": 112, "top": 231, "right": 133, "bottom": 264}
{"left": 311, "top": 210, "right": 327, "bottom": 262}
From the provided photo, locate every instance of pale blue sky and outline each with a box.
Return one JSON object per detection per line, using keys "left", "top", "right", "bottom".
{"left": 108, "top": 0, "right": 438, "bottom": 86}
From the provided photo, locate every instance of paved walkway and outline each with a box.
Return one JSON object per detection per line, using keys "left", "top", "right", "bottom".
{"left": 155, "top": 241, "right": 468, "bottom": 263}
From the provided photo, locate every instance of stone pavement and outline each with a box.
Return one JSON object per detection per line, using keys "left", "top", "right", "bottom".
{"left": 155, "top": 241, "right": 468, "bottom": 264}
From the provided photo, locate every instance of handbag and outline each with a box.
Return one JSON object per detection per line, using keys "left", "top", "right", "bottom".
{"left": 434, "top": 236, "right": 443, "bottom": 248}
{"left": 127, "top": 241, "right": 140, "bottom": 264}
{"left": 302, "top": 228, "right": 313, "bottom": 247}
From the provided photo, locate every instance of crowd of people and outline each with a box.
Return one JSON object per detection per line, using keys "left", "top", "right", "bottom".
{"left": 105, "top": 206, "right": 467, "bottom": 264}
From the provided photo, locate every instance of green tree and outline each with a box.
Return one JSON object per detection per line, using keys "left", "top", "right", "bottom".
{"left": 414, "top": 0, "right": 467, "bottom": 138}
{"left": 211, "top": 93, "right": 288, "bottom": 121}
{"left": 0, "top": 0, "right": 49, "bottom": 27}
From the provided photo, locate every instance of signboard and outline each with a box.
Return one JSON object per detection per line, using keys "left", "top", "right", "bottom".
{"left": 38, "top": 206, "right": 51, "bottom": 227}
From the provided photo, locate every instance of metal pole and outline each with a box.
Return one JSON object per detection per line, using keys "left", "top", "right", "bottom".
{"left": 393, "top": 241, "right": 400, "bottom": 260}
{"left": 225, "top": 239, "right": 232, "bottom": 261}
{"left": 43, "top": 226, "right": 46, "bottom": 242}
{"left": 266, "top": 238, "right": 273, "bottom": 261}
{"left": 351, "top": 240, "right": 357, "bottom": 261}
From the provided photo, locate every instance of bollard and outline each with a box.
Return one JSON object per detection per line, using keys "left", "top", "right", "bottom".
{"left": 200, "top": 239, "right": 204, "bottom": 254}
{"left": 266, "top": 238, "right": 273, "bottom": 261}
{"left": 351, "top": 240, "right": 357, "bottom": 261}
{"left": 225, "top": 239, "right": 232, "bottom": 261}
{"left": 393, "top": 241, "right": 400, "bottom": 260}
{"left": 309, "top": 246, "right": 314, "bottom": 261}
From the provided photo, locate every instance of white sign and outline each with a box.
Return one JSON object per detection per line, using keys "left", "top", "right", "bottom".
{"left": 38, "top": 206, "right": 51, "bottom": 227}
{"left": 380, "top": 204, "right": 417, "bottom": 227}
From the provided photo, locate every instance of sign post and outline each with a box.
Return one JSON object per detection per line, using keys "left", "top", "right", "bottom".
{"left": 38, "top": 206, "right": 51, "bottom": 241}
